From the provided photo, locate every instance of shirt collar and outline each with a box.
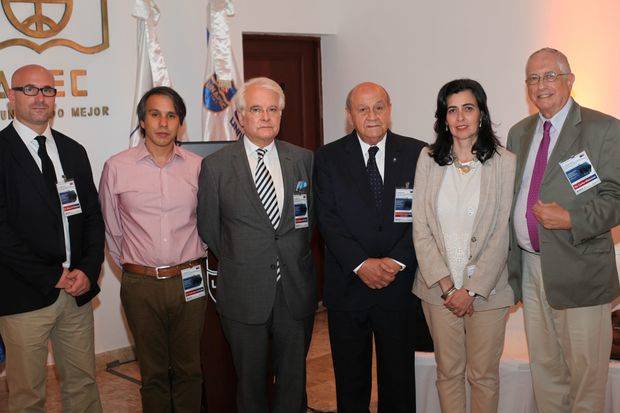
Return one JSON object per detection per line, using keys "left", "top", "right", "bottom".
{"left": 357, "top": 132, "right": 386, "bottom": 156}
{"left": 12, "top": 118, "right": 52, "bottom": 146}
{"left": 244, "top": 135, "right": 276, "bottom": 158}
{"left": 135, "top": 140, "right": 185, "bottom": 163}
{"left": 537, "top": 97, "right": 573, "bottom": 133}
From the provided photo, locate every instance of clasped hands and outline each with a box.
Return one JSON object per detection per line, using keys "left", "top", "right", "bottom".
{"left": 439, "top": 276, "right": 474, "bottom": 317}
{"left": 357, "top": 258, "right": 402, "bottom": 289}
{"left": 55, "top": 268, "right": 91, "bottom": 297}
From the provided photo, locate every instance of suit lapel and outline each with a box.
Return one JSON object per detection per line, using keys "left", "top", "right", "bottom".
{"left": 514, "top": 116, "right": 537, "bottom": 192}
{"left": 382, "top": 131, "right": 404, "bottom": 221}
{"left": 276, "top": 140, "right": 295, "bottom": 233}
{"left": 5, "top": 124, "right": 61, "bottom": 218}
{"left": 343, "top": 132, "right": 374, "bottom": 208}
{"left": 428, "top": 160, "right": 448, "bottom": 253}
{"left": 231, "top": 140, "right": 273, "bottom": 226}
{"left": 544, "top": 102, "right": 582, "bottom": 185}
{"left": 54, "top": 132, "right": 74, "bottom": 180}
{"left": 470, "top": 155, "right": 493, "bottom": 254}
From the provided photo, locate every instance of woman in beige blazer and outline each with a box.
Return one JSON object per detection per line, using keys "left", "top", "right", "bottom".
{"left": 412, "top": 79, "right": 516, "bottom": 413}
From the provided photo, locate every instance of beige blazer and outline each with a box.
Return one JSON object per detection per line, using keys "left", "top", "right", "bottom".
{"left": 412, "top": 146, "right": 516, "bottom": 311}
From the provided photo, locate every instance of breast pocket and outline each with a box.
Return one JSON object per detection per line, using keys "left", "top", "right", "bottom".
{"left": 580, "top": 233, "right": 613, "bottom": 254}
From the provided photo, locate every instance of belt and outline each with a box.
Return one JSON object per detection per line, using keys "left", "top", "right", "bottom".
{"left": 122, "top": 258, "right": 205, "bottom": 279}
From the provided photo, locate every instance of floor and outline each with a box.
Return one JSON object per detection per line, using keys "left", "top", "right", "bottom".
{"left": 0, "top": 309, "right": 378, "bottom": 412}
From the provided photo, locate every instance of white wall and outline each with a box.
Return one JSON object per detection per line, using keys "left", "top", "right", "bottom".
{"left": 1, "top": 0, "right": 619, "bottom": 363}
{"left": 321, "top": 0, "right": 620, "bottom": 145}
{"left": 0, "top": 0, "right": 337, "bottom": 362}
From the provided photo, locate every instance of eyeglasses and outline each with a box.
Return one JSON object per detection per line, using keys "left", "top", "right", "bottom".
{"left": 525, "top": 72, "right": 571, "bottom": 85}
{"left": 247, "top": 106, "right": 281, "bottom": 116}
{"left": 12, "top": 85, "right": 57, "bottom": 97}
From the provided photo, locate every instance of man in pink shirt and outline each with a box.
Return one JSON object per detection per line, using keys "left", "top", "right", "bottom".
{"left": 99, "top": 87, "right": 206, "bottom": 412}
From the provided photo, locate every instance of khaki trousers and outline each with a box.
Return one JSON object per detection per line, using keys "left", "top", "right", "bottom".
{"left": 121, "top": 270, "right": 206, "bottom": 413}
{"left": 0, "top": 290, "right": 101, "bottom": 413}
{"left": 422, "top": 301, "right": 509, "bottom": 413}
{"left": 522, "top": 251, "right": 612, "bottom": 413}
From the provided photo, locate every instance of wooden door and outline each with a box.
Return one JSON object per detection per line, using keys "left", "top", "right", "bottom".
{"left": 242, "top": 34, "right": 323, "bottom": 151}
{"left": 243, "top": 34, "right": 325, "bottom": 303}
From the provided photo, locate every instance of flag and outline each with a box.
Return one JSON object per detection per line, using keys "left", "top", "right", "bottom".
{"left": 129, "top": 0, "right": 172, "bottom": 147}
{"left": 202, "top": 0, "right": 243, "bottom": 141}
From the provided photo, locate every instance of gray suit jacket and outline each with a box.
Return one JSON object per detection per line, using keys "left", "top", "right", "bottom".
{"left": 507, "top": 101, "right": 620, "bottom": 309}
{"left": 197, "top": 139, "right": 316, "bottom": 324}
{"left": 412, "top": 146, "right": 516, "bottom": 311}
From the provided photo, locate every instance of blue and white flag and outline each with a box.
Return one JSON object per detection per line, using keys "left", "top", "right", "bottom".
{"left": 129, "top": 0, "right": 173, "bottom": 147}
{"left": 202, "top": 0, "right": 243, "bottom": 141}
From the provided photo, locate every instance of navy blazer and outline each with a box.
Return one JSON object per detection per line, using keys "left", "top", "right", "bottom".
{"left": 314, "top": 130, "right": 425, "bottom": 311}
{"left": 0, "top": 123, "right": 105, "bottom": 316}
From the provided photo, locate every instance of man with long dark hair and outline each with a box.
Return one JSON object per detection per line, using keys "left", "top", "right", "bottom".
{"left": 99, "top": 86, "right": 207, "bottom": 412}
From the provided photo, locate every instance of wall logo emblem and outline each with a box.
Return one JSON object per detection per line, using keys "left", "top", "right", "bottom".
{"left": 0, "top": 0, "right": 109, "bottom": 54}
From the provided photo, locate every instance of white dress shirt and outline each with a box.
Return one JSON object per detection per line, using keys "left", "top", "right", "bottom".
{"left": 357, "top": 133, "right": 386, "bottom": 180}
{"left": 354, "top": 133, "right": 405, "bottom": 273}
{"left": 244, "top": 136, "right": 284, "bottom": 220}
{"left": 513, "top": 98, "right": 573, "bottom": 252}
{"left": 13, "top": 119, "right": 71, "bottom": 268}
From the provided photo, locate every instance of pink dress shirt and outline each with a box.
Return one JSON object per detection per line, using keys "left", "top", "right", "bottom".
{"left": 99, "top": 142, "right": 206, "bottom": 267}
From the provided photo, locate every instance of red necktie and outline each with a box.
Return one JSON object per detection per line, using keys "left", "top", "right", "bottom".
{"left": 526, "top": 121, "right": 552, "bottom": 252}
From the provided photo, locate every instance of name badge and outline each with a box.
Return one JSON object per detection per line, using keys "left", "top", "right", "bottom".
{"left": 559, "top": 151, "right": 601, "bottom": 195}
{"left": 294, "top": 194, "right": 309, "bottom": 229}
{"left": 394, "top": 187, "right": 413, "bottom": 223}
{"left": 56, "top": 179, "right": 82, "bottom": 217}
{"left": 182, "top": 265, "right": 206, "bottom": 302}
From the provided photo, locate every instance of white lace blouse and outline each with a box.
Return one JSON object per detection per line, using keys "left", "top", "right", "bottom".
{"left": 436, "top": 161, "right": 481, "bottom": 288}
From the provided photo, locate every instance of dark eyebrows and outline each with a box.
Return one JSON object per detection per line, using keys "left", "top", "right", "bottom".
{"left": 447, "top": 103, "right": 477, "bottom": 110}
{"left": 148, "top": 109, "right": 177, "bottom": 116}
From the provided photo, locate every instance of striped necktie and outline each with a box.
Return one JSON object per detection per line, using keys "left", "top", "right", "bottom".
{"left": 255, "top": 148, "right": 281, "bottom": 281}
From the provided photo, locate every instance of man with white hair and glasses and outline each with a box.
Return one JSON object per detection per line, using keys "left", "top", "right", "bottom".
{"left": 508, "top": 48, "right": 620, "bottom": 413}
{"left": 197, "top": 77, "right": 315, "bottom": 413}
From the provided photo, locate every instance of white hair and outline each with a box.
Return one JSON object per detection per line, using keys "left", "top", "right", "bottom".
{"left": 234, "top": 77, "right": 285, "bottom": 111}
{"left": 527, "top": 47, "right": 572, "bottom": 74}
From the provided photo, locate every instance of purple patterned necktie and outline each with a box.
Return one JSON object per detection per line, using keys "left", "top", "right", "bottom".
{"left": 526, "top": 120, "right": 552, "bottom": 252}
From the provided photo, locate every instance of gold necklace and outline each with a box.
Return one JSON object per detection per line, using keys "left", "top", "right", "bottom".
{"left": 452, "top": 157, "right": 478, "bottom": 175}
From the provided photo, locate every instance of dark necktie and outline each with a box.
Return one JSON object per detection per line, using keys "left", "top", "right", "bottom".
{"left": 526, "top": 121, "right": 552, "bottom": 252}
{"left": 34, "top": 135, "right": 58, "bottom": 192}
{"left": 367, "top": 146, "right": 383, "bottom": 210}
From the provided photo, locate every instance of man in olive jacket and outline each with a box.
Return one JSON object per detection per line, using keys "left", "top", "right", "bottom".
{"left": 508, "top": 47, "right": 620, "bottom": 413}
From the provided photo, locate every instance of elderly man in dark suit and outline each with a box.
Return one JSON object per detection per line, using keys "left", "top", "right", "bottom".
{"left": 314, "top": 82, "right": 425, "bottom": 412}
{"left": 197, "top": 77, "right": 315, "bottom": 413}
{"left": 0, "top": 64, "right": 104, "bottom": 412}
{"left": 508, "top": 47, "right": 620, "bottom": 413}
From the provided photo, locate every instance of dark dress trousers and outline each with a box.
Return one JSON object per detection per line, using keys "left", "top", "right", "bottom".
{"left": 314, "top": 130, "right": 425, "bottom": 412}
{"left": 0, "top": 123, "right": 104, "bottom": 316}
